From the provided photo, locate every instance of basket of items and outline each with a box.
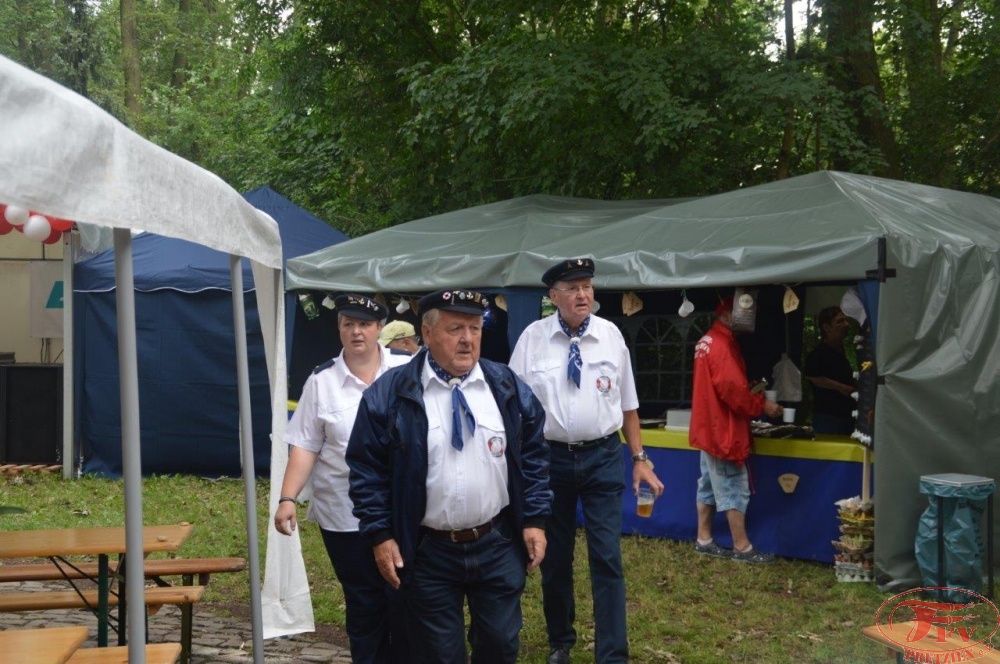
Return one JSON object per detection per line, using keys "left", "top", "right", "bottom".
{"left": 833, "top": 496, "right": 874, "bottom": 582}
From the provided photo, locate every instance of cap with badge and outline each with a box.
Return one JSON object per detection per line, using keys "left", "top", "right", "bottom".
{"left": 378, "top": 320, "right": 417, "bottom": 346}
{"left": 333, "top": 293, "right": 387, "bottom": 321}
{"left": 542, "top": 258, "right": 595, "bottom": 287}
{"left": 418, "top": 289, "right": 490, "bottom": 317}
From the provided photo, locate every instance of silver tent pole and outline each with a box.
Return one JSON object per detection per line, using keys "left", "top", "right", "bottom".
{"left": 114, "top": 228, "right": 147, "bottom": 663}
{"left": 230, "top": 254, "right": 265, "bottom": 663}
{"left": 62, "top": 229, "right": 76, "bottom": 479}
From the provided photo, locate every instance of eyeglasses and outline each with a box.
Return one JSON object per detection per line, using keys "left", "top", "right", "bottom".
{"left": 552, "top": 284, "right": 594, "bottom": 294}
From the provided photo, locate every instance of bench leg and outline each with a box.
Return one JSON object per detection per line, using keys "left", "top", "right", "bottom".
{"left": 180, "top": 603, "right": 193, "bottom": 664}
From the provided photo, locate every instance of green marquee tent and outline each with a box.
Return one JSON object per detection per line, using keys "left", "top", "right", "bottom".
{"left": 286, "top": 170, "right": 1000, "bottom": 589}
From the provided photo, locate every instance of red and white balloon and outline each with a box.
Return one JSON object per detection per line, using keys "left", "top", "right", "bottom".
{"left": 1, "top": 203, "right": 74, "bottom": 243}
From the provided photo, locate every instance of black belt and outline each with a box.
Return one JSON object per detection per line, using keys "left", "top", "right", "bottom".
{"left": 548, "top": 433, "right": 618, "bottom": 451}
{"left": 425, "top": 511, "right": 506, "bottom": 543}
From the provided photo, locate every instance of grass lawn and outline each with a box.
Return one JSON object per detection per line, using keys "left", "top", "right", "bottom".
{"left": 0, "top": 472, "right": 892, "bottom": 662}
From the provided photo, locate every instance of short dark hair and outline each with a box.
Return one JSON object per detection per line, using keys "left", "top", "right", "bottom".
{"left": 817, "top": 306, "right": 842, "bottom": 339}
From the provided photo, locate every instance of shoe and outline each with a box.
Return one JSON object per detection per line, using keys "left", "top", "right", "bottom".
{"left": 548, "top": 647, "right": 571, "bottom": 664}
{"left": 694, "top": 541, "right": 732, "bottom": 558}
{"left": 731, "top": 547, "right": 775, "bottom": 564}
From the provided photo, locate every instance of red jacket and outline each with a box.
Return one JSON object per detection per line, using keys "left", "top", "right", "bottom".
{"left": 689, "top": 320, "right": 764, "bottom": 464}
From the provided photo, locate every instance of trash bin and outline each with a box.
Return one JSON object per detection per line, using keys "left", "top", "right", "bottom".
{"left": 915, "top": 473, "right": 995, "bottom": 602}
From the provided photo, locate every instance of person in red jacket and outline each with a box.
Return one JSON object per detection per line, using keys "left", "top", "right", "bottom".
{"left": 689, "top": 295, "right": 783, "bottom": 563}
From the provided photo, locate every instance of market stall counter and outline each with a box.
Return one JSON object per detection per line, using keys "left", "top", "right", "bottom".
{"left": 614, "top": 428, "right": 867, "bottom": 562}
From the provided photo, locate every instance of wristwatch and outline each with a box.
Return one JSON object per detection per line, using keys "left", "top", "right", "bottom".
{"left": 632, "top": 451, "right": 654, "bottom": 469}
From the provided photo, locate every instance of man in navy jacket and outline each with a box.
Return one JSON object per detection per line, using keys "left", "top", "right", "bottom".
{"left": 347, "top": 288, "right": 552, "bottom": 664}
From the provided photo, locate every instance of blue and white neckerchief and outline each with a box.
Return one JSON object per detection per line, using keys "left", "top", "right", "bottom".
{"left": 558, "top": 315, "right": 591, "bottom": 388}
{"left": 427, "top": 354, "right": 476, "bottom": 451}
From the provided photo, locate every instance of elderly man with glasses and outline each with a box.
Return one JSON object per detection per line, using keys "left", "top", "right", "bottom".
{"left": 509, "top": 258, "right": 663, "bottom": 664}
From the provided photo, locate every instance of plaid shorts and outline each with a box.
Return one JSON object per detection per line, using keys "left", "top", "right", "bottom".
{"left": 696, "top": 451, "right": 750, "bottom": 513}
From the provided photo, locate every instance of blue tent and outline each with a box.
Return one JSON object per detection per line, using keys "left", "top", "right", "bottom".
{"left": 73, "top": 186, "right": 347, "bottom": 477}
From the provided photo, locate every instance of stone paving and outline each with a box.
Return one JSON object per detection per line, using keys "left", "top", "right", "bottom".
{"left": 0, "top": 580, "right": 352, "bottom": 663}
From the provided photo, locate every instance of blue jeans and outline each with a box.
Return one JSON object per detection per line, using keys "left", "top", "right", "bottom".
{"left": 321, "top": 529, "right": 409, "bottom": 664}
{"left": 402, "top": 517, "right": 526, "bottom": 664}
{"left": 542, "top": 435, "right": 628, "bottom": 663}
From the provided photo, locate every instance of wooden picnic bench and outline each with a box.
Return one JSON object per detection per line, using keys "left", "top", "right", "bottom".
{"left": 66, "top": 643, "right": 182, "bottom": 664}
{"left": 0, "top": 557, "right": 246, "bottom": 664}
{"left": 862, "top": 621, "right": 1000, "bottom": 662}
{"left": 0, "top": 556, "right": 247, "bottom": 585}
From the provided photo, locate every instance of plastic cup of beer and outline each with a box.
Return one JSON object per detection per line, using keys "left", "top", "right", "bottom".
{"left": 636, "top": 485, "right": 654, "bottom": 518}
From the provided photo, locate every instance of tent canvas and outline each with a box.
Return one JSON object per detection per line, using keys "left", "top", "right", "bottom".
{"left": 1, "top": 55, "right": 308, "bottom": 660}
{"left": 73, "top": 186, "right": 347, "bottom": 476}
{"left": 285, "top": 171, "right": 1000, "bottom": 589}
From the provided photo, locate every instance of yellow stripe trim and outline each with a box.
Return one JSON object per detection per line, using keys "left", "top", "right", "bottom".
{"left": 637, "top": 428, "right": 867, "bottom": 462}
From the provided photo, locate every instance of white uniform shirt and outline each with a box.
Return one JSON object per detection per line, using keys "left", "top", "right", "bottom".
{"left": 509, "top": 313, "right": 638, "bottom": 442}
{"left": 420, "top": 359, "right": 510, "bottom": 531}
{"left": 285, "top": 346, "right": 411, "bottom": 531}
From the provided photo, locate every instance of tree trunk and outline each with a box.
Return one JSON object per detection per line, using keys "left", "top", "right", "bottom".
{"left": 776, "top": 0, "right": 796, "bottom": 179}
{"left": 822, "top": 0, "right": 901, "bottom": 177}
{"left": 121, "top": 0, "right": 142, "bottom": 121}
{"left": 898, "top": 0, "right": 954, "bottom": 186}
{"left": 171, "top": 0, "right": 190, "bottom": 89}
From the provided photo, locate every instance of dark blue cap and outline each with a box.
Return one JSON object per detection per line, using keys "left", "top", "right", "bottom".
{"left": 333, "top": 293, "right": 387, "bottom": 321}
{"left": 542, "top": 258, "right": 595, "bottom": 287}
{"left": 418, "top": 289, "right": 489, "bottom": 317}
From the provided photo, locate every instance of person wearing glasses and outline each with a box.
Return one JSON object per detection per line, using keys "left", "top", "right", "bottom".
{"left": 378, "top": 319, "right": 421, "bottom": 354}
{"left": 274, "top": 293, "right": 412, "bottom": 664}
{"left": 509, "top": 258, "right": 663, "bottom": 664}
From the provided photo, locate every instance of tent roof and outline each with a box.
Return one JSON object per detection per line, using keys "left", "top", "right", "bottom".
{"left": 75, "top": 186, "right": 347, "bottom": 292}
{"left": 285, "top": 194, "right": 680, "bottom": 292}
{"left": 0, "top": 56, "right": 281, "bottom": 269}
{"left": 286, "top": 171, "right": 1000, "bottom": 292}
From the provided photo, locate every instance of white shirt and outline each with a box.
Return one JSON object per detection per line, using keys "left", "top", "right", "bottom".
{"left": 284, "top": 346, "right": 411, "bottom": 531}
{"left": 509, "top": 313, "right": 638, "bottom": 442}
{"left": 420, "top": 359, "right": 510, "bottom": 531}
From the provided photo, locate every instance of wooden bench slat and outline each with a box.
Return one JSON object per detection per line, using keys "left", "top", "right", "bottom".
{"left": 67, "top": 643, "right": 182, "bottom": 664}
{"left": 0, "top": 585, "right": 205, "bottom": 612}
{"left": 0, "top": 557, "right": 246, "bottom": 583}
{"left": 862, "top": 622, "right": 1000, "bottom": 662}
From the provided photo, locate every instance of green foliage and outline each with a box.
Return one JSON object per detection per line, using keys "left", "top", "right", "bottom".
{"left": 3, "top": 0, "right": 998, "bottom": 233}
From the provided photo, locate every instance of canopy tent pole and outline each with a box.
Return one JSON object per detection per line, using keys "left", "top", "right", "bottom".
{"left": 231, "top": 255, "right": 265, "bottom": 663}
{"left": 862, "top": 448, "right": 872, "bottom": 503}
{"left": 62, "top": 229, "right": 76, "bottom": 478}
{"left": 114, "top": 228, "right": 147, "bottom": 663}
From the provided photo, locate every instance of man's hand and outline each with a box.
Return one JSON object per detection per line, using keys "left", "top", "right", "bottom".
{"left": 523, "top": 527, "right": 547, "bottom": 572}
{"left": 763, "top": 400, "right": 783, "bottom": 419}
{"left": 632, "top": 463, "right": 664, "bottom": 498}
{"left": 273, "top": 502, "right": 297, "bottom": 536}
{"left": 374, "top": 539, "right": 404, "bottom": 589}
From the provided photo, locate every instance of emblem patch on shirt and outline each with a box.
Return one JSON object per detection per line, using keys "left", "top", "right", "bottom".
{"left": 488, "top": 436, "right": 506, "bottom": 457}
{"left": 596, "top": 376, "right": 612, "bottom": 393}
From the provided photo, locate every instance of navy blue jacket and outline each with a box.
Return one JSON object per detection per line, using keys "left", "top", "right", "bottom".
{"left": 346, "top": 349, "right": 551, "bottom": 583}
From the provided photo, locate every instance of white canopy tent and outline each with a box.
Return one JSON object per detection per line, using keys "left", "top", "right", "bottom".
{"left": 0, "top": 56, "right": 311, "bottom": 660}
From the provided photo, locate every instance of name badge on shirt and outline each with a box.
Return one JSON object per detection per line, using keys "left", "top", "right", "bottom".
{"left": 596, "top": 375, "right": 612, "bottom": 394}
{"left": 487, "top": 436, "right": 506, "bottom": 458}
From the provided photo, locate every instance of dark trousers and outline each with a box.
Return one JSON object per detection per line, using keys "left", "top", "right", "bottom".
{"left": 320, "top": 528, "right": 409, "bottom": 664}
{"left": 403, "top": 518, "right": 526, "bottom": 664}
{"left": 542, "top": 434, "right": 629, "bottom": 663}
